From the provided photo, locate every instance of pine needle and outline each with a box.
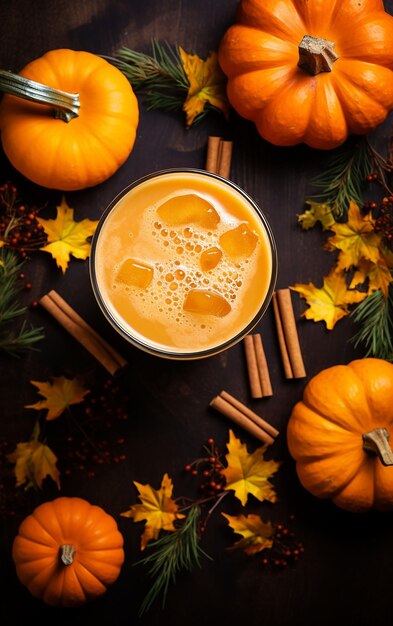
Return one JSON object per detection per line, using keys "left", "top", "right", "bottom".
{"left": 311, "top": 137, "right": 372, "bottom": 220}
{"left": 350, "top": 285, "right": 393, "bottom": 361}
{"left": 0, "top": 248, "right": 44, "bottom": 356}
{"left": 112, "top": 40, "right": 189, "bottom": 112}
{"left": 136, "top": 505, "right": 210, "bottom": 615}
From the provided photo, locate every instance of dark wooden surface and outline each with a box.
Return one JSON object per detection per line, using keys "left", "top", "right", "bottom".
{"left": 1, "top": 1, "right": 393, "bottom": 625}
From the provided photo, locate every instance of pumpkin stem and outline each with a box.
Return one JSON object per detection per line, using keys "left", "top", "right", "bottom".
{"left": 362, "top": 428, "right": 393, "bottom": 466}
{"left": 0, "top": 69, "right": 80, "bottom": 122}
{"left": 298, "top": 35, "right": 338, "bottom": 76}
{"left": 60, "top": 544, "right": 76, "bottom": 566}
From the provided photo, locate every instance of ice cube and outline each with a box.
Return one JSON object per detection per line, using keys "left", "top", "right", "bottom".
{"left": 200, "top": 246, "right": 223, "bottom": 271}
{"left": 219, "top": 223, "right": 258, "bottom": 258}
{"left": 183, "top": 289, "right": 231, "bottom": 317}
{"left": 157, "top": 194, "right": 220, "bottom": 229}
{"left": 116, "top": 258, "right": 154, "bottom": 289}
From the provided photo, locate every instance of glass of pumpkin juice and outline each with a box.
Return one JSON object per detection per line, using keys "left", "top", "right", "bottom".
{"left": 90, "top": 169, "right": 277, "bottom": 359}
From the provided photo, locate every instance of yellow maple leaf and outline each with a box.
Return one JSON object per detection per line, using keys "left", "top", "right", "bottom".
{"left": 350, "top": 258, "right": 393, "bottom": 297}
{"left": 297, "top": 200, "right": 335, "bottom": 231}
{"left": 7, "top": 424, "right": 60, "bottom": 490}
{"left": 222, "top": 513, "right": 274, "bottom": 555}
{"left": 292, "top": 269, "right": 367, "bottom": 330}
{"left": 179, "top": 47, "right": 229, "bottom": 126}
{"left": 25, "top": 376, "right": 90, "bottom": 420}
{"left": 326, "top": 201, "right": 383, "bottom": 270}
{"left": 121, "top": 473, "right": 185, "bottom": 550}
{"left": 222, "top": 430, "right": 280, "bottom": 506}
{"left": 37, "top": 197, "right": 98, "bottom": 272}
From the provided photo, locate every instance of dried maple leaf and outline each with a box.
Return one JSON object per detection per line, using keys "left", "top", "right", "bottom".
{"left": 121, "top": 473, "right": 185, "bottom": 550}
{"left": 7, "top": 424, "right": 60, "bottom": 490}
{"left": 25, "top": 376, "right": 90, "bottom": 420}
{"left": 222, "top": 430, "right": 280, "bottom": 506}
{"left": 297, "top": 200, "right": 335, "bottom": 231}
{"left": 350, "top": 258, "right": 393, "bottom": 297}
{"left": 222, "top": 513, "right": 274, "bottom": 555}
{"left": 292, "top": 268, "right": 367, "bottom": 330}
{"left": 326, "top": 201, "right": 383, "bottom": 270}
{"left": 37, "top": 197, "right": 98, "bottom": 273}
{"left": 179, "top": 47, "right": 229, "bottom": 126}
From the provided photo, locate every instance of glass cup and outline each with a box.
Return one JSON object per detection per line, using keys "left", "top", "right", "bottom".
{"left": 90, "top": 168, "right": 277, "bottom": 360}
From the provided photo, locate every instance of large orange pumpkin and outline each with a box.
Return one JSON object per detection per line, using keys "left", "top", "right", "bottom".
{"left": 12, "top": 497, "right": 125, "bottom": 606}
{"left": 218, "top": 0, "right": 393, "bottom": 149}
{"left": 0, "top": 49, "right": 139, "bottom": 190}
{"left": 287, "top": 359, "right": 393, "bottom": 512}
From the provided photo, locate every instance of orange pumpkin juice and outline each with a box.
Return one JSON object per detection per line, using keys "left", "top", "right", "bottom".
{"left": 91, "top": 170, "right": 276, "bottom": 358}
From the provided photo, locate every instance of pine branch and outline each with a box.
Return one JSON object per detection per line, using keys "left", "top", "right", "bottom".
{"left": 0, "top": 248, "right": 44, "bottom": 356}
{"left": 311, "top": 137, "right": 372, "bottom": 219}
{"left": 137, "top": 505, "right": 210, "bottom": 615}
{"left": 351, "top": 284, "right": 393, "bottom": 361}
{"left": 111, "top": 40, "right": 189, "bottom": 113}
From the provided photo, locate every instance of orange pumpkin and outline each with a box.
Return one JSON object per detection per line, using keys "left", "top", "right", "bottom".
{"left": 0, "top": 49, "right": 139, "bottom": 190}
{"left": 218, "top": 0, "right": 393, "bottom": 149}
{"left": 12, "top": 497, "right": 124, "bottom": 606}
{"left": 287, "top": 359, "right": 393, "bottom": 512}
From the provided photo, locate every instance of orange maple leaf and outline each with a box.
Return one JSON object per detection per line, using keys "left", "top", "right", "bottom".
{"left": 7, "top": 423, "right": 60, "bottom": 490}
{"left": 25, "top": 376, "right": 90, "bottom": 420}
{"left": 350, "top": 258, "right": 393, "bottom": 297}
{"left": 37, "top": 197, "right": 98, "bottom": 273}
{"left": 222, "top": 513, "right": 274, "bottom": 555}
{"left": 326, "top": 201, "right": 383, "bottom": 270}
{"left": 121, "top": 473, "right": 185, "bottom": 550}
{"left": 297, "top": 200, "right": 335, "bottom": 231}
{"left": 180, "top": 47, "right": 229, "bottom": 126}
{"left": 292, "top": 269, "right": 367, "bottom": 330}
{"left": 222, "top": 430, "right": 280, "bottom": 506}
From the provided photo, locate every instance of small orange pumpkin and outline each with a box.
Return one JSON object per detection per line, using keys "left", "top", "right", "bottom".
{"left": 12, "top": 497, "right": 124, "bottom": 606}
{"left": 287, "top": 358, "right": 393, "bottom": 512}
{"left": 218, "top": 0, "right": 393, "bottom": 149}
{"left": 0, "top": 49, "right": 139, "bottom": 190}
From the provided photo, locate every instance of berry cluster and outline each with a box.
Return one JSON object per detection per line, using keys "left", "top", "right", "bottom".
{"left": 0, "top": 182, "right": 47, "bottom": 255}
{"left": 184, "top": 437, "right": 225, "bottom": 497}
{"left": 374, "top": 196, "right": 393, "bottom": 249}
{"left": 60, "top": 377, "right": 129, "bottom": 480}
{"left": 261, "top": 518, "right": 304, "bottom": 569}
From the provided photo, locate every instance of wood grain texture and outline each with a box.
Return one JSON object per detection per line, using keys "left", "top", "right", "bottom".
{"left": 1, "top": 1, "right": 393, "bottom": 625}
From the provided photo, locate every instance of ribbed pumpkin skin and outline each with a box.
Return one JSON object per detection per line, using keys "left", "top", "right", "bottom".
{"left": 218, "top": 0, "right": 393, "bottom": 149}
{"left": 0, "top": 49, "right": 139, "bottom": 190}
{"left": 12, "top": 497, "right": 125, "bottom": 607}
{"left": 287, "top": 359, "right": 393, "bottom": 513}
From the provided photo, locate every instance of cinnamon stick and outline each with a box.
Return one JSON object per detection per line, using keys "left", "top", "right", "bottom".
{"left": 205, "top": 136, "right": 221, "bottom": 173}
{"left": 205, "top": 136, "right": 233, "bottom": 179}
{"left": 243, "top": 334, "right": 262, "bottom": 398}
{"left": 39, "top": 290, "right": 127, "bottom": 376}
{"left": 272, "top": 289, "right": 306, "bottom": 379}
{"left": 243, "top": 333, "right": 273, "bottom": 398}
{"left": 252, "top": 334, "right": 273, "bottom": 396}
{"left": 210, "top": 390, "right": 279, "bottom": 445}
{"left": 218, "top": 140, "right": 233, "bottom": 179}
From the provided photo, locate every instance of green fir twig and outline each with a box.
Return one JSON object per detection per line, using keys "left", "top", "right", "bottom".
{"left": 136, "top": 505, "right": 210, "bottom": 615}
{"left": 351, "top": 284, "right": 393, "bottom": 361}
{"left": 310, "top": 136, "right": 372, "bottom": 219}
{"left": 0, "top": 248, "right": 44, "bottom": 356}
{"left": 111, "top": 40, "right": 189, "bottom": 113}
